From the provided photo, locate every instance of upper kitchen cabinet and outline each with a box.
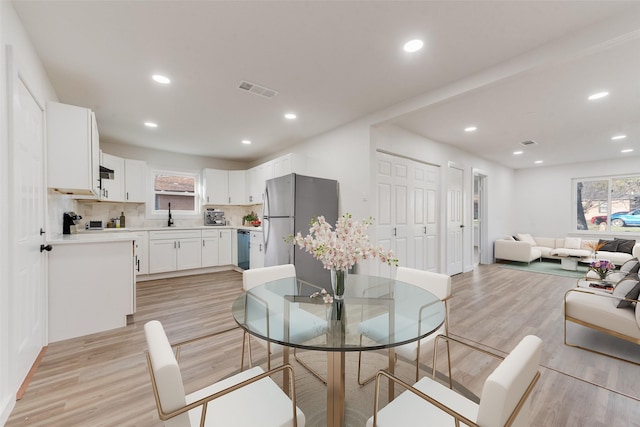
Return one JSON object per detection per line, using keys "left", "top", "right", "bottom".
{"left": 203, "top": 168, "right": 228, "bottom": 204}
{"left": 124, "top": 159, "right": 147, "bottom": 202}
{"left": 203, "top": 169, "right": 247, "bottom": 205}
{"left": 100, "top": 152, "right": 125, "bottom": 202}
{"left": 247, "top": 164, "right": 266, "bottom": 204}
{"left": 228, "top": 170, "right": 247, "bottom": 204}
{"left": 47, "top": 101, "right": 100, "bottom": 195}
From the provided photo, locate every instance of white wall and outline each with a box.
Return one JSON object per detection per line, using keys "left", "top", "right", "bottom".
{"left": 1, "top": 1, "right": 58, "bottom": 424}
{"left": 514, "top": 156, "right": 640, "bottom": 238}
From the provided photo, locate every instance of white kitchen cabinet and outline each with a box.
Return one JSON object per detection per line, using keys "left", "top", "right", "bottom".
{"left": 249, "top": 230, "right": 264, "bottom": 269}
{"left": 203, "top": 168, "right": 229, "bottom": 204}
{"left": 134, "top": 232, "right": 149, "bottom": 275}
{"left": 47, "top": 101, "right": 100, "bottom": 196}
{"left": 100, "top": 152, "right": 125, "bottom": 201}
{"left": 201, "top": 230, "right": 220, "bottom": 268}
{"left": 228, "top": 170, "right": 248, "bottom": 204}
{"left": 149, "top": 230, "right": 202, "bottom": 274}
{"left": 247, "top": 165, "right": 262, "bottom": 204}
{"left": 48, "top": 240, "right": 134, "bottom": 342}
{"left": 219, "top": 229, "right": 232, "bottom": 265}
{"left": 201, "top": 228, "right": 233, "bottom": 267}
{"left": 272, "top": 153, "right": 306, "bottom": 178}
{"left": 124, "top": 159, "right": 147, "bottom": 202}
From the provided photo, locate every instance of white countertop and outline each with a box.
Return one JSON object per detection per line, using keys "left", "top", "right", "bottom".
{"left": 49, "top": 225, "right": 262, "bottom": 244}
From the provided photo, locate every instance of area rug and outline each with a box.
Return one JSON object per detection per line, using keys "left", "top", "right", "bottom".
{"left": 499, "top": 260, "right": 588, "bottom": 279}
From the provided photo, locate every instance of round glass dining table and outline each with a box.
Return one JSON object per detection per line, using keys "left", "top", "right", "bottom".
{"left": 231, "top": 274, "right": 446, "bottom": 427}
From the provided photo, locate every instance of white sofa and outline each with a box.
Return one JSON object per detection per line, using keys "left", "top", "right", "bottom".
{"left": 495, "top": 234, "right": 640, "bottom": 265}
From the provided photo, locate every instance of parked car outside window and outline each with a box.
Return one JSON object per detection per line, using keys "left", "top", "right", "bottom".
{"left": 611, "top": 210, "right": 640, "bottom": 227}
{"left": 590, "top": 211, "right": 629, "bottom": 225}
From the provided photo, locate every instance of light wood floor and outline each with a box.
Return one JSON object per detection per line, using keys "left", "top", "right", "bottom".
{"left": 6, "top": 265, "right": 640, "bottom": 427}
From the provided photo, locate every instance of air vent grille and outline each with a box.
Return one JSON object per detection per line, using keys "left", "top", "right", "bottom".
{"left": 519, "top": 140, "right": 538, "bottom": 146}
{"left": 238, "top": 80, "right": 278, "bottom": 98}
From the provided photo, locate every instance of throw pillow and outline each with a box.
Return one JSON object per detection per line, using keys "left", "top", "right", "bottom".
{"left": 598, "top": 239, "right": 619, "bottom": 252}
{"left": 612, "top": 275, "right": 640, "bottom": 308}
{"left": 620, "top": 258, "right": 640, "bottom": 275}
{"left": 516, "top": 233, "right": 536, "bottom": 245}
{"left": 505, "top": 235, "right": 515, "bottom": 241}
{"left": 564, "top": 237, "right": 582, "bottom": 250}
{"left": 615, "top": 238, "right": 636, "bottom": 254}
{"left": 512, "top": 235, "right": 520, "bottom": 241}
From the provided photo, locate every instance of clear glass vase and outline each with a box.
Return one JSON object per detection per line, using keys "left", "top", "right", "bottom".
{"left": 331, "top": 267, "right": 348, "bottom": 300}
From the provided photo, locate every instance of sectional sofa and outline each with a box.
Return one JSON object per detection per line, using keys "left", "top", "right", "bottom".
{"left": 494, "top": 233, "right": 640, "bottom": 265}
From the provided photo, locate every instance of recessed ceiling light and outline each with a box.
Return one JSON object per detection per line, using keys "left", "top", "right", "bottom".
{"left": 588, "top": 91, "right": 609, "bottom": 100}
{"left": 513, "top": 151, "right": 523, "bottom": 155}
{"left": 152, "top": 74, "right": 171, "bottom": 84}
{"left": 534, "top": 160, "right": 544, "bottom": 164}
{"left": 241, "top": 140, "right": 251, "bottom": 145}
{"left": 284, "top": 113, "right": 297, "bottom": 120}
{"left": 403, "top": 39, "right": 424, "bottom": 53}
{"left": 144, "top": 122, "right": 158, "bottom": 128}
{"left": 464, "top": 126, "right": 477, "bottom": 132}
{"left": 621, "top": 148, "right": 634, "bottom": 153}
{"left": 612, "top": 134, "right": 627, "bottom": 141}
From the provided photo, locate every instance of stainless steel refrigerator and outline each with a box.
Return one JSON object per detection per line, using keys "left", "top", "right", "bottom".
{"left": 263, "top": 173, "right": 339, "bottom": 288}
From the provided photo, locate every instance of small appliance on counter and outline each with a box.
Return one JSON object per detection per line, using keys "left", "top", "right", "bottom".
{"left": 204, "top": 209, "right": 226, "bottom": 226}
{"left": 85, "top": 220, "right": 104, "bottom": 230}
{"left": 63, "top": 212, "right": 82, "bottom": 235}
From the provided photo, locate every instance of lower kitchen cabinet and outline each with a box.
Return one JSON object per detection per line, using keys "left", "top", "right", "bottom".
{"left": 134, "top": 231, "right": 149, "bottom": 275}
{"left": 202, "top": 228, "right": 232, "bottom": 267}
{"left": 249, "top": 230, "right": 264, "bottom": 269}
{"left": 48, "top": 239, "right": 134, "bottom": 342}
{"left": 149, "top": 230, "right": 202, "bottom": 274}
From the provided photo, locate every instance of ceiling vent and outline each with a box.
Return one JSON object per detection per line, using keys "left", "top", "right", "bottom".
{"left": 238, "top": 80, "right": 278, "bottom": 99}
{"left": 519, "top": 140, "right": 538, "bottom": 147}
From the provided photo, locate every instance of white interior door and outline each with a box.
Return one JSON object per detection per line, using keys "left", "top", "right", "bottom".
{"left": 11, "top": 72, "right": 47, "bottom": 392}
{"left": 447, "top": 164, "right": 464, "bottom": 275}
{"left": 376, "top": 152, "right": 440, "bottom": 275}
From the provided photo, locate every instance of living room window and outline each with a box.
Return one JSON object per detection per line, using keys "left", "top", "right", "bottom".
{"left": 575, "top": 176, "right": 640, "bottom": 233}
{"left": 151, "top": 170, "right": 199, "bottom": 215}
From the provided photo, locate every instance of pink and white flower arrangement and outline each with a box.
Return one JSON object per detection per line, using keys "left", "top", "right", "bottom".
{"left": 289, "top": 213, "right": 398, "bottom": 270}
{"left": 589, "top": 259, "right": 615, "bottom": 279}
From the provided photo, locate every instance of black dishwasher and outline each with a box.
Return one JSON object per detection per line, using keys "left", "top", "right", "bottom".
{"left": 237, "top": 230, "right": 250, "bottom": 270}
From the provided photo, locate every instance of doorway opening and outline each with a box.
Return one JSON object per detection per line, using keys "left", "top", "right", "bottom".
{"left": 473, "top": 171, "right": 488, "bottom": 266}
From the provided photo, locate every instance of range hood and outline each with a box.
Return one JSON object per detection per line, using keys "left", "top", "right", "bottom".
{"left": 100, "top": 165, "right": 114, "bottom": 180}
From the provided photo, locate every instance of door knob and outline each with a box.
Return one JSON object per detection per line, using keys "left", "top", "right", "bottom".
{"left": 40, "top": 244, "right": 52, "bottom": 252}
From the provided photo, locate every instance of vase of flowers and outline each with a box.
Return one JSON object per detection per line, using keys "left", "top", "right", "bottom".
{"left": 330, "top": 268, "right": 348, "bottom": 300}
{"left": 289, "top": 213, "right": 398, "bottom": 299}
{"left": 588, "top": 259, "right": 615, "bottom": 280}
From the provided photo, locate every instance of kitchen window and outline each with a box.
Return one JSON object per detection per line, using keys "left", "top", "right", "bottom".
{"left": 151, "top": 170, "right": 199, "bottom": 215}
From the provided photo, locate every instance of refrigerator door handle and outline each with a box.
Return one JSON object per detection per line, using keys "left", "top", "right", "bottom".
{"left": 263, "top": 184, "right": 270, "bottom": 253}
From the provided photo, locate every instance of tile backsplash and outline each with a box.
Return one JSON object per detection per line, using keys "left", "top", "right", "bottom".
{"left": 71, "top": 200, "right": 263, "bottom": 229}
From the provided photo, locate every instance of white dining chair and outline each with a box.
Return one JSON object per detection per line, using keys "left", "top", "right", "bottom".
{"left": 241, "top": 264, "right": 327, "bottom": 384}
{"left": 144, "top": 320, "right": 305, "bottom": 427}
{"left": 357, "top": 266, "right": 452, "bottom": 383}
{"left": 367, "top": 335, "right": 543, "bottom": 427}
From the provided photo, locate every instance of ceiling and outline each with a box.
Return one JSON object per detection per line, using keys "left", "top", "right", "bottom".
{"left": 11, "top": 1, "right": 640, "bottom": 169}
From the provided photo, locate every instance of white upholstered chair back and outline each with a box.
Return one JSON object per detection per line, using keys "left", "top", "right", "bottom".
{"left": 243, "top": 264, "right": 296, "bottom": 291}
{"left": 395, "top": 266, "right": 452, "bottom": 301}
{"left": 476, "top": 335, "right": 543, "bottom": 427}
{"left": 144, "top": 320, "right": 190, "bottom": 427}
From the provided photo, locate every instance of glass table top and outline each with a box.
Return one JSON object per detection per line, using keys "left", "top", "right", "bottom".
{"left": 231, "top": 274, "right": 446, "bottom": 352}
